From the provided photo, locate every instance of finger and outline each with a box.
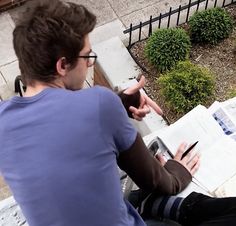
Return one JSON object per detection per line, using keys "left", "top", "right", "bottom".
{"left": 181, "top": 145, "right": 196, "bottom": 161}
{"left": 132, "top": 113, "right": 142, "bottom": 121}
{"left": 123, "top": 76, "right": 145, "bottom": 95}
{"left": 139, "top": 95, "right": 146, "bottom": 109}
{"left": 174, "top": 142, "right": 187, "bottom": 160}
{"left": 132, "top": 110, "right": 146, "bottom": 119}
{"left": 139, "top": 104, "right": 150, "bottom": 113}
{"left": 187, "top": 153, "right": 200, "bottom": 169}
{"left": 129, "top": 106, "right": 140, "bottom": 116}
{"left": 129, "top": 105, "right": 150, "bottom": 118}
{"left": 155, "top": 153, "right": 166, "bottom": 166}
{"left": 143, "top": 94, "right": 163, "bottom": 116}
{"left": 190, "top": 158, "right": 200, "bottom": 175}
{"left": 186, "top": 153, "right": 200, "bottom": 175}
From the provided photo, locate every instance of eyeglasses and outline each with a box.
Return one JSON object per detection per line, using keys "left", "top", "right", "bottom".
{"left": 77, "top": 51, "right": 97, "bottom": 67}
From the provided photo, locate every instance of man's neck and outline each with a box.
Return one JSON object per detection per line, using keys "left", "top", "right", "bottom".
{"left": 24, "top": 81, "right": 65, "bottom": 97}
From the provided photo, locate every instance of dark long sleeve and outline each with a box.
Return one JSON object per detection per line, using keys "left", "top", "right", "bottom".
{"left": 118, "top": 90, "right": 140, "bottom": 118}
{"left": 117, "top": 133, "right": 192, "bottom": 195}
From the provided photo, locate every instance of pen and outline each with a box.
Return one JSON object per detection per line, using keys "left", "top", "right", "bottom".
{"left": 181, "top": 141, "right": 199, "bottom": 160}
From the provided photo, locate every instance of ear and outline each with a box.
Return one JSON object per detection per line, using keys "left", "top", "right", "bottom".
{"left": 56, "top": 57, "right": 68, "bottom": 77}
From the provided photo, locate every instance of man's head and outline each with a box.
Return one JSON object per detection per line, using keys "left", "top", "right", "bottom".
{"left": 13, "top": 0, "right": 96, "bottom": 89}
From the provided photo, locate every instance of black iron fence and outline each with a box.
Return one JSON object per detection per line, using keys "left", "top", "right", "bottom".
{"left": 0, "top": 0, "right": 28, "bottom": 13}
{"left": 123, "top": 0, "right": 236, "bottom": 49}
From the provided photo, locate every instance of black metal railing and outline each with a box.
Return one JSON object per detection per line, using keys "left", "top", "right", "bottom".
{"left": 124, "top": 0, "right": 236, "bottom": 49}
{"left": 0, "top": 0, "right": 28, "bottom": 13}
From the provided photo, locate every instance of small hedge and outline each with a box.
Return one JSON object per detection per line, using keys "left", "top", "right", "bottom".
{"left": 189, "top": 7, "right": 234, "bottom": 45}
{"left": 158, "top": 61, "right": 215, "bottom": 113}
{"left": 145, "top": 28, "right": 191, "bottom": 72}
{"left": 227, "top": 88, "right": 236, "bottom": 99}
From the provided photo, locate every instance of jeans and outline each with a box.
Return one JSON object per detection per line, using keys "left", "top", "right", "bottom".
{"left": 179, "top": 192, "right": 236, "bottom": 226}
{"left": 129, "top": 191, "right": 236, "bottom": 226}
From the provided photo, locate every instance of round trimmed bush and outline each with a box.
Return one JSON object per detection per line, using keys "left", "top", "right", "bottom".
{"left": 227, "top": 88, "right": 236, "bottom": 99}
{"left": 144, "top": 28, "right": 191, "bottom": 72}
{"left": 158, "top": 61, "right": 215, "bottom": 113}
{"left": 189, "top": 7, "right": 234, "bottom": 45}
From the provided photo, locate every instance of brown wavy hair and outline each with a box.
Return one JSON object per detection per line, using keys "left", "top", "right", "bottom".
{"left": 13, "top": 0, "right": 96, "bottom": 85}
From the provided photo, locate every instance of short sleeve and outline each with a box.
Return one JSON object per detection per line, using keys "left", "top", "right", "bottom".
{"left": 98, "top": 87, "right": 137, "bottom": 153}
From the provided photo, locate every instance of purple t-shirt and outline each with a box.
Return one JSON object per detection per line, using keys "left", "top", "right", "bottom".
{"left": 0, "top": 87, "right": 145, "bottom": 226}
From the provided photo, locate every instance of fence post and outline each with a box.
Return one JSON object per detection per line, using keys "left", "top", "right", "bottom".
{"left": 158, "top": 13, "right": 162, "bottom": 28}
{"left": 148, "top": 15, "right": 153, "bottom": 37}
{"left": 123, "top": 0, "right": 236, "bottom": 48}
{"left": 138, "top": 22, "right": 142, "bottom": 41}
{"left": 177, "top": 5, "right": 181, "bottom": 25}
{"left": 167, "top": 7, "right": 172, "bottom": 28}
{"left": 128, "top": 23, "right": 132, "bottom": 49}
{"left": 205, "top": 0, "right": 209, "bottom": 9}
{"left": 196, "top": 0, "right": 200, "bottom": 11}
{"left": 186, "top": 0, "right": 191, "bottom": 22}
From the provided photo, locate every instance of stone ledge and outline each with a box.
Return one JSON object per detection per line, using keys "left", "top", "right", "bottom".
{"left": 93, "top": 36, "right": 167, "bottom": 136}
{"left": 89, "top": 19, "right": 128, "bottom": 46}
{"left": 93, "top": 36, "right": 141, "bottom": 90}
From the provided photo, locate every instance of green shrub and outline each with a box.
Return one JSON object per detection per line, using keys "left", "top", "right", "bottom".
{"left": 226, "top": 88, "right": 236, "bottom": 99}
{"left": 189, "top": 7, "right": 234, "bottom": 45}
{"left": 144, "top": 28, "right": 191, "bottom": 72}
{"left": 158, "top": 61, "right": 215, "bottom": 113}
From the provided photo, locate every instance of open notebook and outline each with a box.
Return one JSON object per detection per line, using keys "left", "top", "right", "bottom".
{"left": 153, "top": 105, "right": 236, "bottom": 196}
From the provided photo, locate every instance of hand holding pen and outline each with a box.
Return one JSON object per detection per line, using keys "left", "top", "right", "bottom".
{"left": 173, "top": 142, "right": 200, "bottom": 176}
{"left": 181, "top": 141, "right": 199, "bottom": 160}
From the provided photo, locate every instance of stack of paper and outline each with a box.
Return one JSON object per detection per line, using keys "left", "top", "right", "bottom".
{"left": 209, "top": 97, "right": 236, "bottom": 141}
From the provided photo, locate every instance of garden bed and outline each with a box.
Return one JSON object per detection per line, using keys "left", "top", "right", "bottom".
{"left": 130, "top": 5, "right": 236, "bottom": 124}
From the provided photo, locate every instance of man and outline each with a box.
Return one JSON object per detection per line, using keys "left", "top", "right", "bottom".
{"left": 0, "top": 1, "right": 235, "bottom": 226}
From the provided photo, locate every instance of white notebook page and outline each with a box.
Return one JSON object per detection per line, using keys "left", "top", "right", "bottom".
{"left": 157, "top": 105, "right": 225, "bottom": 156}
{"left": 193, "top": 136, "right": 236, "bottom": 192}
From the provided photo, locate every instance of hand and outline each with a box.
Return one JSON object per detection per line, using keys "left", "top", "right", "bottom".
{"left": 173, "top": 142, "right": 200, "bottom": 175}
{"left": 155, "top": 153, "right": 166, "bottom": 166}
{"left": 123, "top": 76, "right": 163, "bottom": 121}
